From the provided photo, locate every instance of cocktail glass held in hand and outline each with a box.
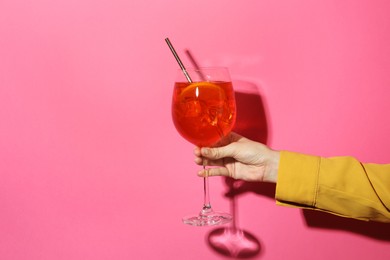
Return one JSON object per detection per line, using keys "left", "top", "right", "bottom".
{"left": 172, "top": 67, "right": 237, "bottom": 226}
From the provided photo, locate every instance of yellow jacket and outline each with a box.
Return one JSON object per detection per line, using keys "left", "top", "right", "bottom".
{"left": 276, "top": 151, "right": 390, "bottom": 222}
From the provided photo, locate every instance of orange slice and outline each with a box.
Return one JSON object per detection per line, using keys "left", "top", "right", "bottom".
{"left": 180, "top": 82, "right": 226, "bottom": 101}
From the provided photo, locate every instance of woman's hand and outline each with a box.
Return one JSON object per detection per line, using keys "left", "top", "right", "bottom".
{"left": 194, "top": 132, "right": 280, "bottom": 183}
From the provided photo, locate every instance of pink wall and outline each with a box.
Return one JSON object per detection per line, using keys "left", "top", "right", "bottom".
{"left": 1, "top": 0, "right": 389, "bottom": 259}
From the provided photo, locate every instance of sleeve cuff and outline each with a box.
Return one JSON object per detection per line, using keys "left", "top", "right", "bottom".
{"left": 275, "top": 151, "right": 321, "bottom": 208}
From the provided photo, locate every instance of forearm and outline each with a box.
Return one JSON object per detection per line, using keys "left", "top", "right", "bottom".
{"left": 275, "top": 151, "right": 390, "bottom": 222}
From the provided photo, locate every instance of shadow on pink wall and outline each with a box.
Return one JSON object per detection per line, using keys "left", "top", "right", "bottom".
{"left": 206, "top": 80, "right": 270, "bottom": 258}
{"left": 204, "top": 80, "right": 390, "bottom": 258}
{"left": 303, "top": 210, "right": 390, "bottom": 241}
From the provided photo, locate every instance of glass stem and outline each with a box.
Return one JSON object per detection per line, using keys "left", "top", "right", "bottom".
{"left": 202, "top": 164, "right": 212, "bottom": 213}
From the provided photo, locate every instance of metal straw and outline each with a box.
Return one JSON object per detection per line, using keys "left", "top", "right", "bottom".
{"left": 165, "top": 38, "right": 193, "bottom": 83}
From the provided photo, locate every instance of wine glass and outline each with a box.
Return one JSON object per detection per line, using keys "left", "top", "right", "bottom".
{"left": 172, "top": 67, "right": 237, "bottom": 226}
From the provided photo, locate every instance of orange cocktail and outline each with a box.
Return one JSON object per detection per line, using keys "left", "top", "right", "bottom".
{"left": 172, "top": 81, "right": 236, "bottom": 147}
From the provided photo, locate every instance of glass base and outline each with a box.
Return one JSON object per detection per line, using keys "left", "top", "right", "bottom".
{"left": 183, "top": 209, "right": 232, "bottom": 226}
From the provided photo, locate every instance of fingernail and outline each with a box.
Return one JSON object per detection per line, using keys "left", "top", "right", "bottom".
{"left": 202, "top": 148, "right": 209, "bottom": 155}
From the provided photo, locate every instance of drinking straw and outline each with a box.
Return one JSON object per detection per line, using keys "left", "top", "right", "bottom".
{"left": 165, "top": 38, "right": 193, "bottom": 83}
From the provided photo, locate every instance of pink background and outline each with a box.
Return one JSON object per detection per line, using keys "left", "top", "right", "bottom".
{"left": 1, "top": 0, "right": 389, "bottom": 259}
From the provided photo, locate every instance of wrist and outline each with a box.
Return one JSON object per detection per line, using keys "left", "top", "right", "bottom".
{"left": 264, "top": 150, "right": 280, "bottom": 183}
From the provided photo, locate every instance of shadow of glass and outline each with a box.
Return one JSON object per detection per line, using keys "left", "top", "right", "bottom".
{"left": 207, "top": 227, "right": 262, "bottom": 258}
{"left": 206, "top": 79, "right": 269, "bottom": 258}
{"left": 233, "top": 79, "right": 268, "bottom": 144}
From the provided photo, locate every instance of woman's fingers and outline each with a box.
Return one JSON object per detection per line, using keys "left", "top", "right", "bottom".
{"left": 194, "top": 147, "right": 224, "bottom": 167}
{"left": 194, "top": 156, "right": 223, "bottom": 167}
{"left": 197, "top": 167, "right": 231, "bottom": 178}
{"left": 200, "top": 145, "right": 236, "bottom": 160}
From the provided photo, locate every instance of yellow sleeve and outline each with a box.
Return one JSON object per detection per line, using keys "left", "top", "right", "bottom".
{"left": 275, "top": 151, "right": 390, "bottom": 222}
